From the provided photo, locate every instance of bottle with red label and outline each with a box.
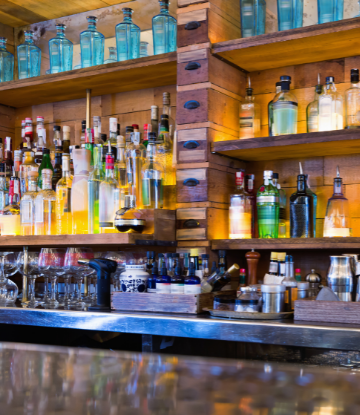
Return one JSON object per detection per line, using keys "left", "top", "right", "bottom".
{"left": 24, "top": 117, "right": 34, "bottom": 145}
{"left": 3, "top": 137, "right": 13, "bottom": 175}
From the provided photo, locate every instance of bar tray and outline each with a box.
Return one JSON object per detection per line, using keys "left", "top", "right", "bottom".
{"left": 203, "top": 308, "right": 294, "bottom": 320}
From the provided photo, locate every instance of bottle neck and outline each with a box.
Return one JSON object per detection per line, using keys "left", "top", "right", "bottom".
{"left": 56, "top": 28, "right": 65, "bottom": 38}
{"left": 117, "top": 147, "right": 125, "bottom": 163}
{"left": 147, "top": 143, "right": 157, "bottom": 159}
{"left": 333, "top": 178, "right": 343, "bottom": 195}
{"left": 0, "top": 41, "right": 6, "bottom": 51}
{"left": 28, "top": 179, "right": 37, "bottom": 192}
{"left": 105, "top": 166, "right": 115, "bottom": 179}
{"left": 162, "top": 104, "right": 171, "bottom": 116}
{"left": 42, "top": 180, "right": 52, "bottom": 190}
{"left": 24, "top": 34, "right": 34, "bottom": 44}
{"left": 160, "top": 3, "right": 170, "bottom": 13}
{"left": 87, "top": 22, "right": 97, "bottom": 31}
{"left": 123, "top": 13, "right": 133, "bottom": 22}
{"left": 297, "top": 175, "right": 307, "bottom": 193}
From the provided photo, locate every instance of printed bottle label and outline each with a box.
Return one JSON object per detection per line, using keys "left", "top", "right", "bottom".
{"left": 279, "top": 263, "right": 286, "bottom": 275}
{"left": 257, "top": 196, "right": 278, "bottom": 203}
{"left": 184, "top": 284, "right": 201, "bottom": 295}
{"left": 269, "top": 262, "right": 278, "bottom": 273}
{"left": 156, "top": 283, "right": 171, "bottom": 294}
{"left": 21, "top": 201, "right": 32, "bottom": 223}
{"left": 147, "top": 288, "right": 156, "bottom": 293}
{"left": 171, "top": 283, "right": 184, "bottom": 294}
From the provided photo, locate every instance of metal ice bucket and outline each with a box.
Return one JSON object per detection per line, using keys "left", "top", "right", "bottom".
{"left": 327, "top": 256, "right": 353, "bottom": 302}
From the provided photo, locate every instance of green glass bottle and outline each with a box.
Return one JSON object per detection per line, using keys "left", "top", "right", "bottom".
{"left": 257, "top": 170, "right": 279, "bottom": 239}
{"left": 272, "top": 76, "right": 298, "bottom": 136}
{"left": 37, "top": 148, "right": 54, "bottom": 191}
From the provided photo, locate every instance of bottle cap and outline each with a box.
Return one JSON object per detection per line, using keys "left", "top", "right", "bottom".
{"left": 202, "top": 254, "right": 209, "bottom": 259}
{"left": 125, "top": 126, "right": 134, "bottom": 133}
{"left": 272, "top": 173, "right": 279, "bottom": 179}
{"left": 295, "top": 268, "right": 301, "bottom": 273}
{"left": 63, "top": 126, "right": 70, "bottom": 133}
{"left": 240, "top": 268, "right": 246, "bottom": 273}
{"left": 280, "top": 75, "right": 291, "bottom": 82}
{"left": 326, "top": 76, "right": 335, "bottom": 83}
{"left": 351, "top": 69, "right": 359, "bottom": 83}
{"left": 219, "top": 250, "right": 226, "bottom": 257}
{"left": 122, "top": 7, "right": 133, "bottom": 12}
{"left": 93, "top": 116, "right": 101, "bottom": 122}
{"left": 275, "top": 82, "right": 282, "bottom": 87}
{"left": 43, "top": 148, "right": 50, "bottom": 154}
{"left": 132, "top": 124, "right": 139, "bottom": 130}
{"left": 87, "top": 16, "right": 98, "bottom": 21}
{"left": 53, "top": 125, "right": 61, "bottom": 131}
{"left": 148, "top": 132, "right": 157, "bottom": 142}
{"left": 226, "top": 264, "right": 240, "bottom": 277}
{"left": 147, "top": 251, "right": 156, "bottom": 258}
{"left": 277, "top": 253, "right": 286, "bottom": 261}
{"left": 264, "top": 170, "right": 273, "bottom": 179}
{"left": 26, "top": 117, "right": 33, "bottom": 122}
{"left": 117, "top": 135, "right": 125, "bottom": 146}
{"left": 270, "top": 252, "right": 278, "bottom": 261}
{"left": 160, "top": 114, "right": 169, "bottom": 120}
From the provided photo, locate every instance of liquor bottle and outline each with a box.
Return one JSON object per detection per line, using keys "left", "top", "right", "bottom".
{"left": 290, "top": 169, "right": 313, "bottom": 238}
{"left": 116, "top": 8, "right": 140, "bottom": 62}
{"left": 146, "top": 251, "right": 156, "bottom": 273}
{"left": 201, "top": 264, "right": 240, "bottom": 293}
{"left": 201, "top": 254, "right": 209, "bottom": 279}
{"left": 127, "top": 131, "right": 146, "bottom": 208}
{"left": 156, "top": 263, "right": 171, "bottom": 294}
{"left": 171, "top": 263, "right": 184, "bottom": 294}
{"left": 80, "top": 120, "right": 86, "bottom": 146}
{"left": 345, "top": 69, "right": 360, "bottom": 129}
{"left": 19, "top": 150, "right": 38, "bottom": 194}
{"left": 80, "top": 16, "right": 104, "bottom": 68}
{"left": 0, "top": 37, "right": 14, "bottom": 82}
{"left": 245, "top": 174, "right": 256, "bottom": 238}
{"left": 62, "top": 126, "right": 70, "bottom": 154}
{"left": 317, "top": 0, "right": 343, "bottom": 24}
{"left": 87, "top": 144, "right": 104, "bottom": 235}
{"left": 140, "top": 41, "right": 149, "bottom": 57}
{"left": 278, "top": 252, "right": 286, "bottom": 278}
{"left": 157, "top": 115, "right": 175, "bottom": 186}
{"left": 56, "top": 154, "right": 73, "bottom": 235}
{"left": 0, "top": 181, "right": 20, "bottom": 236}
{"left": 272, "top": 76, "right": 298, "bottom": 136}
{"left": 282, "top": 255, "right": 298, "bottom": 311}
{"left": 14, "top": 150, "right": 21, "bottom": 174}
{"left": 218, "top": 250, "right": 227, "bottom": 273}
{"left": 268, "top": 82, "right": 282, "bottom": 136}
{"left": 34, "top": 129, "right": 45, "bottom": 166}
{"left": 237, "top": 269, "right": 246, "bottom": 294}
{"left": 152, "top": 0, "right": 177, "bottom": 55}
{"left": 161, "top": 92, "right": 175, "bottom": 139}
{"left": 277, "top": 0, "right": 303, "bottom": 31}
{"left": 92, "top": 116, "right": 101, "bottom": 143}
{"left": 99, "top": 151, "right": 120, "bottom": 233}
{"left": 323, "top": 166, "right": 351, "bottom": 237}
{"left": 72, "top": 149, "right": 91, "bottom": 234}
{"left": 34, "top": 169, "right": 56, "bottom": 236}
{"left": 85, "top": 128, "right": 95, "bottom": 168}
{"left": 147, "top": 262, "right": 158, "bottom": 293}
{"left": 0, "top": 163, "right": 9, "bottom": 213}
{"left": 268, "top": 252, "right": 278, "bottom": 276}
{"left": 257, "top": 170, "right": 279, "bottom": 238}
{"left": 272, "top": 173, "right": 287, "bottom": 238}
{"left": 184, "top": 262, "right": 201, "bottom": 294}
{"left": 52, "top": 151, "right": 62, "bottom": 191}
{"left": 240, "top": 0, "right": 266, "bottom": 38}
{"left": 37, "top": 149, "right": 54, "bottom": 191}
{"left": 142, "top": 132, "right": 164, "bottom": 209}
{"left": 229, "top": 171, "right": 252, "bottom": 239}
{"left": 306, "top": 74, "right": 323, "bottom": 133}
{"left": 239, "top": 77, "right": 261, "bottom": 139}
{"left": 17, "top": 30, "right": 41, "bottom": 79}
{"left": 49, "top": 24, "right": 73, "bottom": 73}
{"left": 3, "top": 137, "right": 13, "bottom": 175}
{"left": 318, "top": 76, "right": 344, "bottom": 131}
{"left": 305, "top": 173, "right": 317, "bottom": 238}
{"left": 115, "top": 136, "right": 128, "bottom": 208}
{"left": 104, "top": 46, "right": 117, "bottom": 64}
{"left": 35, "top": 116, "right": 44, "bottom": 147}
{"left": 151, "top": 106, "right": 159, "bottom": 134}
{"left": 109, "top": 118, "right": 118, "bottom": 145}
{"left": 20, "top": 170, "right": 38, "bottom": 236}
{"left": 114, "top": 194, "right": 145, "bottom": 233}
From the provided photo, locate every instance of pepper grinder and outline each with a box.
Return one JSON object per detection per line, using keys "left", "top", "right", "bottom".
{"left": 245, "top": 249, "right": 261, "bottom": 285}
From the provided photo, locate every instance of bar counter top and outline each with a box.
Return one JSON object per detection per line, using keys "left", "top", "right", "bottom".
{"left": 1, "top": 306, "right": 360, "bottom": 351}
{"left": 1, "top": 340, "right": 360, "bottom": 415}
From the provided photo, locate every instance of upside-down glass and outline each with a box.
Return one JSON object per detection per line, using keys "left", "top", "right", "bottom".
{"left": 0, "top": 252, "right": 18, "bottom": 306}
{"left": 101, "top": 251, "right": 127, "bottom": 292}
{"left": 16, "top": 251, "right": 41, "bottom": 307}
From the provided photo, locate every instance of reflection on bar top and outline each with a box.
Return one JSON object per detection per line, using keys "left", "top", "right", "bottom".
{"left": 0, "top": 341, "right": 359, "bottom": 415}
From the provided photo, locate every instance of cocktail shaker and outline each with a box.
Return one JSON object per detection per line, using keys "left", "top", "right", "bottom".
{"left": 327, "top": 256, "right": 353, "bottom": 302}
{"left": 342, "top": 254, "right": 360, "bottom": 300}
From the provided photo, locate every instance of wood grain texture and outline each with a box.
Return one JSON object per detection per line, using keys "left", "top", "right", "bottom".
{"left": 177, "top": 228, "right": 207, "bottom": 240}
{"left": 177, "top": 57, "right": 210, "bottom": 86}
{"left": 177, "top": 18, "right": 209, "bottom": 48}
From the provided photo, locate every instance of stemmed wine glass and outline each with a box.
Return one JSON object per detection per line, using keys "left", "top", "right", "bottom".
{"left": 0, "top": 252, "right": 18, "bottom": 306}
{"left": 17, "top": 251, "right": 41, "bottom": 308}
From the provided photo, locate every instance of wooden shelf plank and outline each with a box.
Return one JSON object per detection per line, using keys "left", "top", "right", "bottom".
{"left": 0, "top": 53, "right": 177, "bottom": 108}
{"left": 212, "top": 17, "right": 360, "bottom": 71}
{"left": 211, "top": 129, "right": 360, "bottom": 161}
{"left": 212, "top": 238, "right": 360, "bottom": 250}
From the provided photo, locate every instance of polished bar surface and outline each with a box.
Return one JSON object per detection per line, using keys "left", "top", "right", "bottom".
{"left": 1, "top": 307, "right": 360, "bottom": 350}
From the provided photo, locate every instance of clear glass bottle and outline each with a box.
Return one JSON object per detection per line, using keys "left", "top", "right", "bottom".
{"left": 114, "top": 195, "right": 145, "bottom": 233}
{"left": 116, "top": 8, "right": 140, "bottom": 62}
{"left": 245, "top": 174, "right": 256, "bottom": 238}
{"left": 0, "top": 37, "right": 14, "bottom": 82}
{"left": 19, "top": 150, "right": 38, "bottom": 195}
{"left": 305, "top": 173, "right": 317, "bottom": 238}
{"left": 0, "top": 189, "right": 20, "bottom": 236}
{"left": 272, "top": 76, "right": 298, "bottom": 136}
{"left": 290, "top": 173, "right": 313, "bottom": 238}
{"left": 127, "top": 131, "right": 146, "bottom": 208}
{"left": 140, "top": 41, "right": 149, "bottom": 57}
{"left": 240, "top": 0, "right": 266, "bottom": 38}
{"left": 306, "top": 74, "right": 323, "bottom": 132}
{"left": 273, "top": 173, "right": 287, "bottom": 238}
{"left": 318, "top": 76, "right": 344, "bottom": 131}
{"left": 37, "top": 149, "right": 54, "bottom": 191}
{"left": 115, "top": 135, "right": 128, "bottom": 208}
{"left": 0, "top": 164, "right": 8, "bottom": 215}
{"left": 229, "top": 171, "right": 253, "bottom": 239}
{"left": 20, "top": 170, "right": 38, "bottom": 236}
{"left": 56, "top": 154, "right": 73, "bottom": 235}
{"left": 142, "top": 133, "right": 164, "bottom": 209}
{"left": 323, "top": 166, "right": 351, "bottom": 237}
{"left": 88, "top": 146, "right": 105, "bottom": 234}
{"left": 109, "top": 117, "right": 118, "bottom": 145}
{"left": 257, "top": 170, "right": 279, "bottom": 239}
{"left": 318, "top": 0, "right": 343, "bottom": 24}
{"left": 152, "top": 0, "right": 177, "bottom": 55}
{"left": 157, "top": 115, "right": 175, "bottom": 187}
{"left": 277, "top": 0, "right": 303, "bottom": 31}
{"left": 268, "top": 82, "right": 282, "bottom": 136}
{"left": 201, "top": 264, "right": 239, "bottom": 293}
{"left": 80, "top": 16, "right": 104, "bottom": 68}
{"left": 49, "top": 24, "right": 73, "bottom": 74}
{"left": 282, "top": 254, "right": 298, "bottom": 311}
{"left": 239, "top": 78, "right": 261, "bottom": 139}
{"left": 161, "top": 92, "right": 175, "bottom": 139}
{"left": 34, "top": 169, "right": 56, "bottom": 236}
{"left": 99, "top": 152, "right": 120, "bottom": 233}
{"left": 104, "top": 46, "right": 117, "bottom": 64}
{"left": 62, "top": 126, "right": 70, "bottom": 154}
{"left": 17, "top": 30, "right": 41, "bottom": 79}
{"left": 345, "top": 69, "right": 360, "bottom": 129}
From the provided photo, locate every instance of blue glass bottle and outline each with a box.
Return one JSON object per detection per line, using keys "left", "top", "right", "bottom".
{"left": 116, "top": 8, "right": 140, "bottom": 62}
{"left": 152, "top": 0, "right": 177, "bottom": 55}
{"left": 17, "top": 30, "right": 41, "bottom": 79}
{"left": 240, "top": 0, "right": 266, "bottom": 38}
{"left": 104, "top": 46, "right": 117, "bottom": 64}
{"left": 140, "top": 41, "right": 149, "bottom": 58}
{"left": 277, "top": 0, "right": 303, "bottom": 31}
{"left": 156, "top": 263, "right": 171, "bottom": 294}
{"left": 0, "top": 37, "right": 14, "bottom": 82}
{"left": 171, "top": 263, "right": 184, "bottom": 294}
{"left": 184, "top": 263, "right": 201, "bottom": 294}
{"left": 147, "top": 262, "right": 158, "bottom": 293}
{"left": 318, "top": 0, "right": 343, "bottom": 24}
{"left": 80, "top": 16, "right": 104, "bottom": 68}
{"left": 49, "top": 24, "right": 73, "bottom": 74}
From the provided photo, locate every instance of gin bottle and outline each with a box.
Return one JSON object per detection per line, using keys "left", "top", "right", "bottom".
{"left": 229, "top": 171, "right": 252, "bottom": 239}
{"left": 318, "top": 76, "right": 344, "bottom": 131}
{"left": 277, "top": 0, "right": 303, "bottom": 31}
{"left": 49, "top": 24, "right": 73, "bottom": 74}
{"left": 323, "top": 167, "right": 351, "bottom": 237}
{"left": 272, "top": 173, "right": 287, "bottom": 238}
{"left": 318, "top": 0, "right": 343, "bottom": 24}
{"left": 104, "top": 47, "right": 117, "bottom": 64}
{"left": 17, "top": 31, "right": 41, "bottom": 79}
{"left": 345, "top": 69, "right": 360, "bottom": 129}
{"left": 80, "top": 16, "right": 104, "bottom": 68}
{"left": 290, "top": 173, "right": 313, "bottom": 238}
{"left": 306, "top": 74, "right": 323, "bottom": 132}
{"left": 240, "top": 0, "right": 266, "bottom": 38}
{"left": 152, "top": 0, "right": 177, "bottom": 55}
{"left": 0, "top": 37, "right": 14, "bottom": 82}
{"left": 140, "top": 41, "right": 149, "bottom": 57}
{"left": 116, "top": 8, "right": 140, "bottom": 62}
{"left": 257, "top": 170, "right": 279, "bottom": 239}
{"left": 239, "top": 77, "right": 261, "bottom": 139}
{"left": 268, "top": 82, "right": 282, "bottom": 136}
{"left": 272, "top": 76, "right": 298, "bottom": 136}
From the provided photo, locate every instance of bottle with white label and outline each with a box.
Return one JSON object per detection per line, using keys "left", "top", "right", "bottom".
{"left": 184, "top": 262, "right": 201, "bottom": 295}
{"left": 318, "top": 76, "right": 344, "bottom": 132}
{"left": 156, "top": 263, "right": 171, "bottom": 294}
{"left": 20, "top": 170, "right": 38, "bottom": 236}
{"left": 171, "top": 263, "right": 184, "bottom": 294}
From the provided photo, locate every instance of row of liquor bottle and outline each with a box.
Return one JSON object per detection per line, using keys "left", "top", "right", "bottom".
{"left": 241, "top": 0, "right": 351, "bottom": 38}
{"left": 230, "top": 164, "right": 350, "bottom": 239}
{"left": 0, "top": 0, "right": 176, "bottom": 81}
{"left": 240, "top": 70, "right": 360, "bottom": 139}
{"left": 0, "top": 94, "right": 175, "bottom": 236}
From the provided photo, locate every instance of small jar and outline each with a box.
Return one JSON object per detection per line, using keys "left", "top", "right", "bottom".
{"left": 213, "top": 295, "right": 235, "bottom": 311}
{"left": 261, "top": 284, "right": 286, "bottom": 313}
{"left": 297, "top": 282, "right": 309, "bottom": 299}
{"left": 235, "top": 287, "right": 260, "bottom": 312}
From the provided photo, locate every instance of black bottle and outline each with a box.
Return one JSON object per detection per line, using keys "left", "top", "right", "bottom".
{"left": 171, "top": 263, "right": 184, "bottom": 294}
{"left": 147, "top": 262, "right": 158, "bottom": 293}
{"left": 52, "top": 149, "right": 63, "bottom": 191}
{"left": 290, "top": 173, "right": 313, "bottom": 238}
{"left": 218, "top": 250, "right": 227, "bottom": 273}
{"left": 146, "top": 251, "right": 156, "bottom": 273}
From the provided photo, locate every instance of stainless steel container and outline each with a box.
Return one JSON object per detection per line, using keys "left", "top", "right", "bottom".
{"left": 261, "top": 285, "right": 286, "bottom": 313}
{"left": 327, "top": 256, "right": 353, "bottom": 302}
{"left": 297, "top": 282, "right": 309, "bottom": 299}
{"left": 305, "top": 269, "right": 321, "bottom": 297}
{"left": 342, "top": 254, "right": 359, "bottom": 276}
